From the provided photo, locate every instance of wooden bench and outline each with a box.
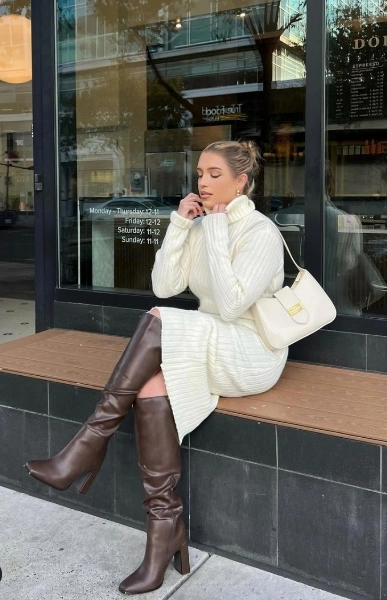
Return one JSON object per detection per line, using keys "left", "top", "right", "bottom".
{"left": 0, "top": 328, "right": 386, "bottom": 446}
{"left": 1, "top": 328, "right": 387, "bottom": 600}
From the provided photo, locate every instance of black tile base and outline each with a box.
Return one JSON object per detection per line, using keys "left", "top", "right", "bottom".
{"left": 54, "top": 301, "right": 103, "bottom": 333}
{"left": 278, "top": 427, "right": 380, "bottom": 490}
{"left": 289, "top": 329, "right": 367, "bottom": 370}
{"left": 49, "top": 382, "right": 101, "bottom": 423}
{"left": 190, "top": 450, "right": 277, "bottom": 565}
{"left": 381, "top": 495, "right": 387, "bottom": 600}
{"left": 190, "top": 413, "right": 276, "bottom": 466}
{"left": 103, "top": 306, "right": 145, "bottom": 337}
{"left": 0, "top": 373, "right": 47, "bottom": 414}
{"left": 0, "top": 407, "right": 49, "bottom": 495}
{"left": 3, "top": 371, "right": 385, "bottom": 600}
{"left": 368, "top": 334, "right": 387, "bottom": 374}
{"left": 278, "top": 470, "right": 380, "bottom": 598}
{"left": 383, "top": 447, "right": 387, "bottom": 494}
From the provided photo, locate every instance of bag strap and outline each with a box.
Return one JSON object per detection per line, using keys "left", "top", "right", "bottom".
{"left": 276, "top": 229, "right": 302, "bottom": 272}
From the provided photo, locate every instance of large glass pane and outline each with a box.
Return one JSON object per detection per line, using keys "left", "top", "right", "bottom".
{"left": 57, "top": 0, "right": 307, "bottom": 294}
{"left": 0, "top": 0, "right": 35, "bottom": 341}
{"left": 326, "top": 0, "right": 387, "bottom": 316}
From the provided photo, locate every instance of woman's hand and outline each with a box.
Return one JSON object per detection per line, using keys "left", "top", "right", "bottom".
{"left": 212, "top": 204, "right": 227, "bottom": 213}
{"left": 177, "top": 193, "right": 204, "bottom": 220}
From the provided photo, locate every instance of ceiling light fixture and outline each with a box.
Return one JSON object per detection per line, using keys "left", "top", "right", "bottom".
{"left": 0, "top": 13, "right": 32, "bottom": 84}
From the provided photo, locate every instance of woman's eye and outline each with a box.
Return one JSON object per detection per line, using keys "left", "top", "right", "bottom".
{"left": 197, "top": 174, "right": 202, "bottom": 179}
{"left": 211, "top": 175, "right": 220, "bottom": 179}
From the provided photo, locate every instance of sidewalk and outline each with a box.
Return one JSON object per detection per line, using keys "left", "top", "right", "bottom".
{"left": 0, "top": 486, "right": 346, "bottom": 600}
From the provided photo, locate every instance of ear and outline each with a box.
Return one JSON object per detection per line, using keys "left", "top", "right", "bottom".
{"left": 237, "top": 173, "right": 248, "bottom": 191}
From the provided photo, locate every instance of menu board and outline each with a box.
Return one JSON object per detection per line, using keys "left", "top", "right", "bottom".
{"left": 336, "top": 61, "right": 386, "bottom": 121}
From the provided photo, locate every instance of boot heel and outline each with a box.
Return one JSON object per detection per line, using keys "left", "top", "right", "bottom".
{"left": 73, "top": 468, "right": 99, "bottom": 495}
{"left": 173, "top": 542, "right": 190, "bottom": 576}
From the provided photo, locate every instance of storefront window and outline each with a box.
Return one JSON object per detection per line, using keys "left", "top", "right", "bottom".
{"left": 57, "top": 0, "right": 306, "bottom": 294}
{"left": 326, "top": 0, "right": 387, "bottom": 317}
{"left": 0, "top": 0, "right": 35, "bottom": 339}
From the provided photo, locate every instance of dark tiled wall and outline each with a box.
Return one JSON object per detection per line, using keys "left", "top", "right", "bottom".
{"left": 278, "top": 471, "right": 380, "bottom": 598}
{"left": 54, "top": 301, "right": 387, "bottom": 373}
{"left": 54, "top": 302, "right": 145, "bottom": 337}
{"left": 1, "top": 377, "right": 386, "bottom": 599}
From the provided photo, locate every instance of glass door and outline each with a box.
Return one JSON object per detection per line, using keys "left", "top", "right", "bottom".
{"left": 0, "top": 0, "right": 35, "bottom": 341}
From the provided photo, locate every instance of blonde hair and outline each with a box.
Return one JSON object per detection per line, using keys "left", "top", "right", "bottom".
{"left": 202, "top": 140, "right": 260, "bottom": 195}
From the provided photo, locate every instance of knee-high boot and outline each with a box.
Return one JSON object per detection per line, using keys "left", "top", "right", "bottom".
{"left": 25, "top": 313, "right": 162, "bottom": 494}
{"left": 119, "top": 396, "right": 190, "bottom": 595}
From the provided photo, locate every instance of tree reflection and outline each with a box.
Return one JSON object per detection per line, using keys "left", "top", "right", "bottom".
{"left": 57, "top": 0, "right": 307, "bottom": 164}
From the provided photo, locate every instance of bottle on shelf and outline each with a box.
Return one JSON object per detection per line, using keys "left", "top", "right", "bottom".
{"left": 362, "top": 140, "right": 370, "bottom": 155}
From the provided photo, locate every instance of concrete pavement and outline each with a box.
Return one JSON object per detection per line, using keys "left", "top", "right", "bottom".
{"left": 0, "top": 486, "right": 347, "bottom": 600}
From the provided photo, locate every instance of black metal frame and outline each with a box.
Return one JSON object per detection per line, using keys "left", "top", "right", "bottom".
{"left": 304, "top": 0, "right": 325, "bottom": 285}
{"left": 32, "top": 0, "right": 57, "bottom": 332}
{"left": 31, "top": 0, "right": 387, "bottom": 337}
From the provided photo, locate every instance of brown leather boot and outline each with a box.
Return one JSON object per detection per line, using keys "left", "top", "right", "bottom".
{"left": 119, "top": 396, "right": 190, "bottom": 595}
{"left": 25, "top": 313, "right": 162, "bottom": 494}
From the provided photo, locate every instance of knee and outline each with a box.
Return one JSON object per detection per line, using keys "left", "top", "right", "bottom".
{"left": 137, "top": 370, "right": 167, "bottom": 398}
{"left": 148, "top": 308, "right": 161, "bottom": 319}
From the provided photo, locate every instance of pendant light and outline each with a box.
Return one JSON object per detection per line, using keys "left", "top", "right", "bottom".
{"left": 0, "top": 12, "right": 32, "bottom": 84}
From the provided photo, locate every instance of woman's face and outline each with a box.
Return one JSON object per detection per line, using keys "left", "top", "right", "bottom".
{"left": 196, "top": 151, "right": 246, "bottom": 211}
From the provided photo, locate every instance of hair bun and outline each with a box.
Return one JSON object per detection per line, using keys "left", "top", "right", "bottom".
{"left": 240, "top": 140, "right": 260, "bottom": 162}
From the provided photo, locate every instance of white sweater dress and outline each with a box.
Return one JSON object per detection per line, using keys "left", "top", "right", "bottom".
{"left": 151, "top": 194, "right": 288, "bottom": 442}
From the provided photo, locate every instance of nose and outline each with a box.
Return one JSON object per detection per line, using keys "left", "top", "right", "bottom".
{"left": 199, "top": 173, "right": 210, "bottom": 187}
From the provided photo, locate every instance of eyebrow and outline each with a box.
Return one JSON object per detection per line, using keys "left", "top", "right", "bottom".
{"left": 197, "top": 167, "right": 223, "bottom": 172}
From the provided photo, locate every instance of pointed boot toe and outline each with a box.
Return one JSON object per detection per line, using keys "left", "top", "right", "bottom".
{"left": 25, "top": 459, "right": 71, "bottom": 491}
{"left": 24, "top": 426, "right": 109, "bottom": 493}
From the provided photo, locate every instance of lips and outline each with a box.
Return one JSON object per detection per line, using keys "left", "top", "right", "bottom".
{"left": 200, "top": 193, "right": 211, "bottom": 199}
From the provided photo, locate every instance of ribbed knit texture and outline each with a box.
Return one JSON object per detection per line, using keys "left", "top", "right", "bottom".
{"left": 151, "top": 195, "right": 288, "bottom": 442}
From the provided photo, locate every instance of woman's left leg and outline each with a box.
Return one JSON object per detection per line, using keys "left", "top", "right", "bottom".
{"left": 25, "top": 310, "right": 162, "bottom": 493}
{"left": 119, "top": 338, "right": 189, "bottom": 594}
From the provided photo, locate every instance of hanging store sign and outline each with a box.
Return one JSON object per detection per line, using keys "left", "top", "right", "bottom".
{"left": 201, "top": 103, "right": 247, "bottom": 122}
{"left": 335, "top": 28, "right": 387, "bottom": 122}
{"left": 354, "top": 36, "right": 387, "bottom": 50}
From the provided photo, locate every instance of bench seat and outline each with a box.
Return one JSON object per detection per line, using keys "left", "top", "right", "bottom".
{"left": 1, "top": 328, "right": 386, "bottom": 446}
{"left": 1, "top": 328, "right": 387, "bottom": 599}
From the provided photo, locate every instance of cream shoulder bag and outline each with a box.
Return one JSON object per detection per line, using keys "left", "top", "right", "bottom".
{"left": 251, "top": 230, "right": 337, "bottom": 351}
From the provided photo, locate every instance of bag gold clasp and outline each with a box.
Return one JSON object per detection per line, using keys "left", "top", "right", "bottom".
{"left": 287, "top": 303, "right": 304, "bottom": 316}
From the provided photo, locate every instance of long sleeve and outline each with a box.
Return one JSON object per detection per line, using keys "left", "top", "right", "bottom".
{"left": 151, "top": 211, "right": 193, "bottom": 298}
{"left": 202, "top": 213, "right": 283, "bottom": 321}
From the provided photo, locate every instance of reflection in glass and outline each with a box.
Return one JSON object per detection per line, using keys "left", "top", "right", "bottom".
{"left": 0, "top": 0, "right": 35, "bottom": 311}
{"left": 57, "top": 0, "right": 306, "bottom": 293}
{"left": 326, "top": 0, "right": 387, "bottom": 316}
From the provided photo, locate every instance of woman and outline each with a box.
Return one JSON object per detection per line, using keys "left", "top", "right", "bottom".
{"left": 25, "top": 140, "right": 288, "bottom": 595}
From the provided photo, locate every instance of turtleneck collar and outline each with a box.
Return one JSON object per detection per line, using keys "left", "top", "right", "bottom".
{"left": 224, "top": 194, "right": 255, "bottom": 223}
{"left": 203, "top": 194, "right": 255, "bottom": 222}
